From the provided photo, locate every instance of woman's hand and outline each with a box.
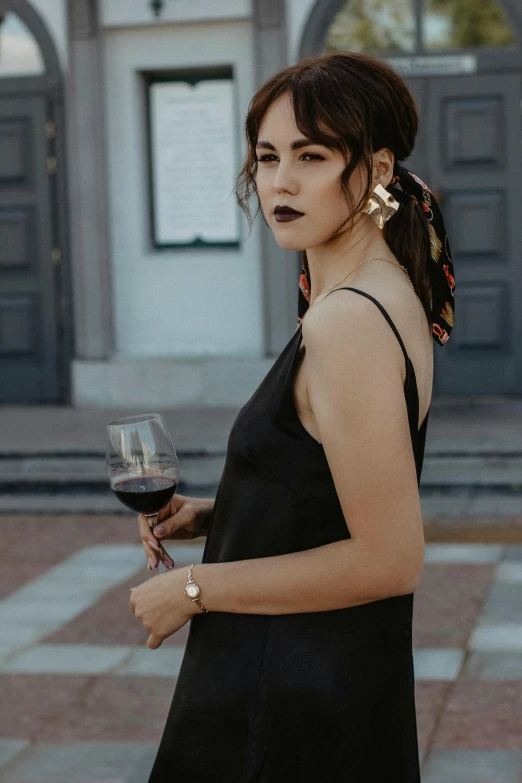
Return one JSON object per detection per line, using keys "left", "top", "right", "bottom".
{"left": 129, "top": 567, "right": 199, "bottom": 649}
{"left": 137, "top": 494, "right": 214, "bottom": 570}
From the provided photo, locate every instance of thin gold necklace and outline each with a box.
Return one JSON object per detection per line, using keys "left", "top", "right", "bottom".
{"left": 318, "top": 256, "right": 415, "bottom": 301}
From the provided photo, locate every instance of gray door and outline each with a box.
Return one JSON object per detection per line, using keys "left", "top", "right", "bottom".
{"left": 404, "top": 72, "right": 522, "bottom": 395}
{"left": 0, "top": 94, "right": 60, "bottom": 402}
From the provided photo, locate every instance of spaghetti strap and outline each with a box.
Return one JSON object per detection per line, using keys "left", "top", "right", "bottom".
{"left": 325, "top": 286, "right": 410, "bottom": 371}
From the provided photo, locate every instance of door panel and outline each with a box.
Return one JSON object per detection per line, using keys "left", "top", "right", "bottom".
{"left": 424, "top": 73, "right": 522, "bottom": 394}
{"left": 448, "top": 190, "right": 506, "bottom": 263}
{"left": 444, "top": 96, "right": 505, "bottom": 168}
{"left": 400, "top": 77, "right": 431, "bottom": 181}
{"left": 0, "top": 96, "right": 59, "bottom": 402}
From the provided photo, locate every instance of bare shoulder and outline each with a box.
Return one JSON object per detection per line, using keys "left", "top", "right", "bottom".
{"left": 297, "top": 272, "right": 433, "bottom": 434}
{"left": 301, "top": 287, "right": 408, "bottom": 383}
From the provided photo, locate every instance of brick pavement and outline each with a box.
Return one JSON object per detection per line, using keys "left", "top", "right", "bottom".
{"left": 2, "top": 517, "right": 522, "bottom": 781}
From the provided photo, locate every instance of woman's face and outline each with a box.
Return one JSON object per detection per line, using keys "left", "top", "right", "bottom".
{"left": 255, "top": 92, "right": 366, "bottom": 251}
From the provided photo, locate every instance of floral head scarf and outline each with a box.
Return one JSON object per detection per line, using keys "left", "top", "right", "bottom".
{"left": 297, "top": 164, "right": 455, "bottom": 347}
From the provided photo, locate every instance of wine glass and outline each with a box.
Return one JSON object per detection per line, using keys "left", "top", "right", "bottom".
{"left": 107, "top": 413, "right": 179, "bottom": 574}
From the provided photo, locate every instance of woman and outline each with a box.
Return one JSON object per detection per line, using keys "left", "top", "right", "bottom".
{"left": 129, "top": 52, "right": 456, "bottom": 782}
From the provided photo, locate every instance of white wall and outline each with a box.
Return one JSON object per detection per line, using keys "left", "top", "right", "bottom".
{"left": 29, "top": 0, "right": 68, "bottom": 69}
{"left": 103, "top": 20, "right": 263, "bottom": 359}
{"left": 100, "top": 0, "right": 250, "bottom": 27}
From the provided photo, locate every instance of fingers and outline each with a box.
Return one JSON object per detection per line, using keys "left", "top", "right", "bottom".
{"left": 153, "top": 504, "right": 193, "bottom": 541}
{"left": 128, "top": 588, "right": 137, "bottom": 614}
{"left": 147, "top": 632, "right": 163, "bottom": 650}
{"left": 137, "top": 514, "right": 174, "bottom": 570}
{"left": 156, "top": 493, "right": 184, "bottom": 524}
{"left": 129, "top": 593, "right": 163, "bottom": 648}
{"left": 149, "top": 524, "right": 174, "bottom": 569}
{"left": 137, "top": 513, "right": 160, "bottom": 568}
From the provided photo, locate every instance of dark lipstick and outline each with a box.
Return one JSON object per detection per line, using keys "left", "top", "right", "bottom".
{"left": 274, "top": 205, "right": 305, "bottom": 223}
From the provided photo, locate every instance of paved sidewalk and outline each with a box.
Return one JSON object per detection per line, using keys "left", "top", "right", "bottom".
{"left": 2, "top": 517, "right": 522, "bottom": 781}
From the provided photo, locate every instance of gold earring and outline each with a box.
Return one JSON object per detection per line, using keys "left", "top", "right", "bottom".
{"left": 362, "top": 183, "right": 400, "bottom": 229}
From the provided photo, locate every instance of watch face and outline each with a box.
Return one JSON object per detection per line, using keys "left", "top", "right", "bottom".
{"left": 186, "top": 583, "right": 200, "bottom": 599}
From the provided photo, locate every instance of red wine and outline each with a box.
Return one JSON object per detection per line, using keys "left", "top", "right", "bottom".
{"left": 113, "top": 475, "right": 177, "bottom": 514}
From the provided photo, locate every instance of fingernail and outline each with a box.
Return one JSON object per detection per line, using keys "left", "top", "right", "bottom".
{"left": 148, "top": 556, "right": 155, "bottom": 570}
{"left": 148, "top": 538, "right": 161, "bottom": 552}
{"left": 154, "top": 526, "right": 165, "bottom": 537}
{"left": 163, "top": 552, "right": 174, "bottom": 567}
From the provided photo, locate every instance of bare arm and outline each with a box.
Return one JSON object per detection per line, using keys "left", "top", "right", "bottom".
{"left": 193, "top": 294, "right": 425, "bottom": 615}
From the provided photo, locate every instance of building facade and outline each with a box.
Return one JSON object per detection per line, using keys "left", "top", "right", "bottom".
{"left": 1, "top": 0, "right": 522, "bottom": 406}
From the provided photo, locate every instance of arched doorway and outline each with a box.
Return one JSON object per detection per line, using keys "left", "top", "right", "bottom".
{"left": 300, "top": 0, "right": 522, "bottom": 396}
{"left": 0, "top": 0, "right": 70, "bottom": 403}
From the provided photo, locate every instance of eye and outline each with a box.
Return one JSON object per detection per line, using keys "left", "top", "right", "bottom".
{"left": 256, "top": 152, "right": 325, "bottom": 163}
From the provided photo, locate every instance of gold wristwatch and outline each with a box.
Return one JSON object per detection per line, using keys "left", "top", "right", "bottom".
{"left": 185, "top": 564, "right": 209, "bottom": 613}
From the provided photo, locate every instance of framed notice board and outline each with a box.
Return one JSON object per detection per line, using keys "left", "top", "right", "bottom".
{"left": 146, "top": 69, "right": 241, "bottom": 248}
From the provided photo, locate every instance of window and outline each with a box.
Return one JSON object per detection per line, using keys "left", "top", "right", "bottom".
{"left": 0, "top": 10, "right": 45, "bottom": 78}
{"left": 422, "top": 0, "right": 516, "bottom": 50}
{"left": 324, "top": 0, "right": 517, "bottom": 54}
{"left": 325, "top": 0, "right": 416, "bottom": 54}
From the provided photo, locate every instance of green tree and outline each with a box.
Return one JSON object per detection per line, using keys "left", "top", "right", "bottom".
{"left": 325, "top": 0, "right": 516, "bottom": 53}
{"left": 325, "top": 0, "right": 415, "bottom": 53}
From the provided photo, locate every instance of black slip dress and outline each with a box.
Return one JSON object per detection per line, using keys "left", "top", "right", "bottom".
{"left": 148, "top": 287, "right": 429, "bottom": 783}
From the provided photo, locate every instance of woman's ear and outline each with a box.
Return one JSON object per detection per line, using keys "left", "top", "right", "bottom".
{"left": 372, "top": 148, "right": 395, "bottom": 187}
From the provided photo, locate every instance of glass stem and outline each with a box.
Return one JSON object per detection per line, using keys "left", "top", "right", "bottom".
{"left": 146, "top": 513, "right": 167, "bottom": 574}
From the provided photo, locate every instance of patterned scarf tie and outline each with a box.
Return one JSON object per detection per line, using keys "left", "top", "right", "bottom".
{"left": 297, "top": 163, "right": 455, "bottom": 347}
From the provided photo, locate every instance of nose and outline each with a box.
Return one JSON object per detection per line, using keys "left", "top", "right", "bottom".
{"left": 273, "top": 160, "right": 298, "bottom": 195}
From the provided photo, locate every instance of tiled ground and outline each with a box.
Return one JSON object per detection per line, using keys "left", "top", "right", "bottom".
{"left": 2, "top": 517, "right": 522, "bottom": 781}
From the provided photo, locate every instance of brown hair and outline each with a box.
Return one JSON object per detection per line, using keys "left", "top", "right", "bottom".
{"left": 235, "top": 52, "right": 433, "bottom": 330}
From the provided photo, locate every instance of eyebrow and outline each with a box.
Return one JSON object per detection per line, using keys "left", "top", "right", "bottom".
{"left": 256, "top": 138, "right": 322, "bottom": 151}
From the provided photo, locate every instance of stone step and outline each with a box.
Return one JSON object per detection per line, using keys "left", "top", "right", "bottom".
{"left": 1, "top": 488, "right": 522, "bottom": 517}
{"left": 0, "top": 406, "right": 238, "bottom": 457}
{"left": 0, "top": 453, "right": 521, "bottom": 492}
{"left": 421, "top": 455, "right": 522, "bottom": 490}
{"left": 1, "top": 452, "right": 522, "bottom": 517}
{"left": 0, "top": 488, "right": 220, "bottom": 515}
{"left": 0, "top": 453, "right": 226, "bottom": 492}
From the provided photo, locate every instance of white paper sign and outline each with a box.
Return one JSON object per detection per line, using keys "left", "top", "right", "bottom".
{"left": 385, "top": 54, "right": 477, "bottom": 77}
{"left": 149, "top": 79, "right": 240, "bottom": 245}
